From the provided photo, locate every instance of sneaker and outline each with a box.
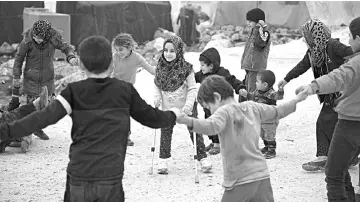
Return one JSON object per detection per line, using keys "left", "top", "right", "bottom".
{"left": 205, "top": 143, "right": 213, "bottom": 152}
{"left": 302, "top": 160, "right": 326, "bottom": 172}
{"left": 127, "top": 138, "right": 134, "bottom": 146}
{"left": 0, "top": 140, "right": 11, "bottom": 153}
{"left": 20, "top": 136, "right": 32, "bottom": 153}
{"left": 200, "top": 157, "right": 212, "bottom": 173}
{"left": 261, "top": 146, "right": 268, "bottom": 154}
{"left": 34, "top": 130, "right": 49, "bottom": 140}
{"left": 157, "top": 158, "right": 168, "bottom": 174}
{"left": 209, "top": 146, "right": 220, "bottom": 155}
{"left": 264, "top": 150, "right": 276, "bottom": 159}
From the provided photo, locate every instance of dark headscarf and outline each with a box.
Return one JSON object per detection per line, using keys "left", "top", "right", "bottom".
{"left": 154, "top": 35, "right": 193, "bottom": 92}
{"left": 301, "top": 19, "right": 331, "bottom": 68}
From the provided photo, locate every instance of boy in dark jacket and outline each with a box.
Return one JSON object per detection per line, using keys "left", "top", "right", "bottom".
{"left": 195, "top": 47, "right": 245, "bottom": 154}
{"left": 0, "top": 35, "right": 181, "bottom": 202}
{"left": 7, "top": 20, "right": 78, "bottom": 149}
{"left": 241, "top": 8, "right": 271, "bottom": 94}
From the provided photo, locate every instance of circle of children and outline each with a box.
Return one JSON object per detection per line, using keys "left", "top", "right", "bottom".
{"left": 0, "top": 8, "right": 360, "bottom": 202}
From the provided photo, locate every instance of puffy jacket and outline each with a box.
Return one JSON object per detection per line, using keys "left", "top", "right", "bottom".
{"left": 13, "top": 28, "right": 75, "bottom": 96}
{"left": 241, "top": 25, "right": 271, "bottom": 72}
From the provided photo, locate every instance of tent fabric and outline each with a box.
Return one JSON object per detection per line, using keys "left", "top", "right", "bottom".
{"left": 56, "top": 1, "right": 173, "bottom": 47}
{"left": 209, "top": 1, "right": 360, "bottom": 29}
{"left": 0, "top": 1, "right": 44, "bottom": 44}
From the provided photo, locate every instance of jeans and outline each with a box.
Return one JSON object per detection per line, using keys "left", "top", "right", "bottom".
{"left": 325, "top": 119, "right": 360, "bottom": 202}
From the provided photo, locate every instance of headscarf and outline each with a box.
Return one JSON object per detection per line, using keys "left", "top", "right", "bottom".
{"left": 301, "top": 19, "right": 331, "bottom": 68}
{"left": 32, "top": 20, "right": 52, "bottom": 42}
{"left": 154, "top": 35, "right": 193, "bottom": 92}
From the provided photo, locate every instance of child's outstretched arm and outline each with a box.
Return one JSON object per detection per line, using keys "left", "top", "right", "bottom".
{"left": 253, "top": 90, "right": 308, "bottom": 123}
{"left": 139, "top": 54, "right": 156, "bottom": 75}
{"left": 177, "top": 106, "right": 228, "bottom": 136}
{"left": 221, "top": 68, "right": 246, "bottom": 94}
{"left": 182, "top": 72, "right": 198, "bottom": 115}
{"left": 4, "top": 88, "right": 71, "bottom": 141}
{"left": 269, "top": 88, "right": 284, "bottom": 100}
{"left": 295, "top": 61, "right": 357, "bottom": 96}
{"left": 130, "top": 85, "right": 177, "bottom": 129}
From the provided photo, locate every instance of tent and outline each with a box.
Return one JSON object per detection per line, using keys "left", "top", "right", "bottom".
{"left": 171, "top": 1, "right": 360, "bottom": 30}
{"left": 0, "top": 1, "right": 44, "bottom": 44}
{"left": 56, "top": 1, "right": 173, "bottom": 47}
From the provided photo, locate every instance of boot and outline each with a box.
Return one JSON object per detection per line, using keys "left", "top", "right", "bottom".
{"left": 261, "top": 140, "right": 269, "bottom": 154}
{"left": 264, "top": 141, "right": 276, "bottom": 159}
{"left": 0, "top": 140, "right": 11, "bottom": 153}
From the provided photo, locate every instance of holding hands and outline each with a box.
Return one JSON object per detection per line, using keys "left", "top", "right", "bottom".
{"left": 277, "top": 79, "right": 288, "bottom": 89}
{"left": 239, "top": 89, "right": 248, "bottom": 97}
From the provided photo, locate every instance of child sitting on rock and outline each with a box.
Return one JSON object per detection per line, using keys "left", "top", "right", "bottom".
{"left": 239, "top": 70, "right": 284, "bottom": 159}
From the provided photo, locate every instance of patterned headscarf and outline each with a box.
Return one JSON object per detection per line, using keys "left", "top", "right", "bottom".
{"left": 154, "top": 35, "right": 193, "bottom": 92}
{"left": 301, "top": 19, "right": 331, "bottom": 68}
{"left": 32, "top": 20, "right": 52, "bottom": 42}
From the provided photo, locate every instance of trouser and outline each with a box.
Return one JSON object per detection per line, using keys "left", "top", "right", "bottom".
{"left": 221, "top": 178, "right": 274, "bottom": 202}
{"left": 204, "top": 108, "right": 219, "bottom": 144}
{"left": 65, "top": 175, "right": 124, "bottom": 202}
{"left": 0, "top": 103, "right": 36, "bottom": 147}
{"left": 316, "top": 103, "right": 338, "bottom": 157}
{"left": 159, "top": 102, "right": 207, "bottom": 160}
{"left": 325, "top": 119, "right": 360, "bottom": 202}
{"left": 244, "top": 70, "right": 258, "bottom": 93}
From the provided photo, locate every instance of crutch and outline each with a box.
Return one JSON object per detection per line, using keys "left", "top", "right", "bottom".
{"left": 149, "top": 128, "right": 157, "bottom": 175}
{"left": 149, "top": 107, "right": 158, "bottom": 175}
{"left": 193, "top": 132, "right": 199, "bottom": 183}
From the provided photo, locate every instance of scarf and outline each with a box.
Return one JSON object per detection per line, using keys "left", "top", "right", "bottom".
{"left": 302, "top": 19, "right": 331, "bottom": 68}
{"left": 31, "top": 20, "right": 52, "bottom": 51}
{"left": 154, "top": 35, "right": 193, "bottom": 92}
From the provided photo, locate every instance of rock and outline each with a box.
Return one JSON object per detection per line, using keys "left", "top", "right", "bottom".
{"left": 153, "top": 38, "right": 165, "bottom": 52}
{"left": 222, "top": 30, "right": 234, "bottom": 37}
{"left": 235, "top": 26, "right": 243, "bottom": 32}
{"left": 220, "top": 25, "right": 227, "bottom": 30}
{"left": 211, "top": 33, "right": 229, "bottom": 41}
{"left": 201, "top": 34, "right": 211, "bottom": 43}
{"left": 234, "top": 42, "right": 246, "bottom": 47}
{"left": 204, "top": 39, "right": 232, "bottom": 50}
{"left": 54, "top": 70, "right": 87, "bottom": 95}
{"left": 226, "top": 25, "right": 235, "bottom": 31}
{"left": 231, "top": 33, "right": 241, "bottom": 41}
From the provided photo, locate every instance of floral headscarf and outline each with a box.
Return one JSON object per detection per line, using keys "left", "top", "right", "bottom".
{"left": 301, "top": 19, "right": 331, "bottom": 68}
{"left": 154, "top": 35, "right": 193, "bottom": 92}
{"left": 32, "top": 20, "right": 52, "bottom": 42}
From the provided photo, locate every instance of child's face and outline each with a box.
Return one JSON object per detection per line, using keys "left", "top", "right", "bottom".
{"left": 200, "top": 61, "right": 213, "bottom": 74}
{"left": 246, "top": 20, "right": 256, "bottom": 30}
{"left": 255, "top": 75, "right": 268, "bottom": 91}
{"left": 114, "top": 46, "right": 131, "bottom": 59}
{"left": 33, "top": 35, "right": 44, "bottom": 44}
{"left": 163, "top": 42, "right": 176, "bottom": 62}
{"left": 349, "top": 32, "right": 360, "bottom": 53}
{"left": 201, "top": 94, "right": 221, "bottom": 114}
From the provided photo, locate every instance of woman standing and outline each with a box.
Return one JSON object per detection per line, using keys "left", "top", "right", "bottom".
{"left": 277, "top": 19, "right": 356, "bottom": 171}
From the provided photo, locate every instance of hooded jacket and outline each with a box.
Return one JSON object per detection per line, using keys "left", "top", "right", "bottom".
{"left": 195, "top": 48, "right": 245, "bottom": 94}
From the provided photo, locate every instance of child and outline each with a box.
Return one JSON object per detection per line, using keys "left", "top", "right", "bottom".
{"left": 295, "top": 16, "right": 360, "bottom": 202}
{"left": 241, "top": 8, "right": 271, "bottom": 94}
{"left": 154, "top": 35, "right": 212, "bottom": 174}
{"left": 195, "top": 47, "right": 246, "bottom": 155}
{"left": 110, "top": 33, "right": 156, "bottom": 146}
{"left": 239, "top": 70, "right": 284, "bottom": 159}
{"left": 177, "top": 75, "right": 307, "bottom": 202}
{"left": 1, "top": 35, "right": 181, "bottom": 202}
{"left": 7, "top": 20, "right": 77, "bottom": 146}
{"left": 0, "top": 86, "right": 48, "bottom": 153}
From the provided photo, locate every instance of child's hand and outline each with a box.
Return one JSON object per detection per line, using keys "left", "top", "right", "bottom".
{"left": 181, "top": 106, "right": 192, "bottom": 116}
{"left": 154, "top": 99, "right": 161, "bottom": 108}
{"left": 294, "top": 88, "right": 309, "bottom": 103}
{"left": 278, "top": 80, "right": 288, "bottom": 89}
{"left": 295, "top": 84, "right": 313, "bottom": 95}
{"left": 239, "top": 89, "right": 248, "bottom": 97}
{"left": 176, "top": 112, "right": 190, "bottom": 125}
{"left": 257, "top": 20, "right": 266, "bottom": 28}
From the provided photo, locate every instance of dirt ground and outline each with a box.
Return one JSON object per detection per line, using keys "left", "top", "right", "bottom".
{"left": 1, "top": 52, "right": 359, "bottom": 202}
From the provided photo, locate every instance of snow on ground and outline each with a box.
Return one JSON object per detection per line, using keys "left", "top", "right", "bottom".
{"left": 0, "top": 27, "right": 357, "bottom": 202}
